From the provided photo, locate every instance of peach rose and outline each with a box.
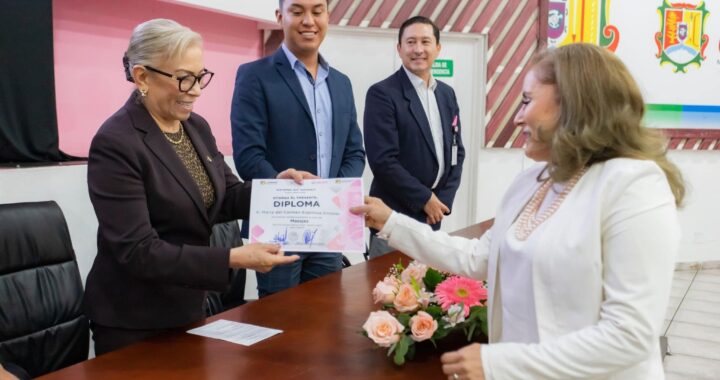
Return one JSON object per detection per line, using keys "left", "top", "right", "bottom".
{"left": 409, "top": 311, "right": 438, "bottom": 342}
{"left": 401, "top": 261, "right": 428, "bottom": 285}
{"left": 363, "top": 311, "right": 404, "bottom": 347}
{"left": 373, "top": 276, "right": 398, "bottom": 304}
{"left": 393, "top": 283, "right": 420, "bottom": 313}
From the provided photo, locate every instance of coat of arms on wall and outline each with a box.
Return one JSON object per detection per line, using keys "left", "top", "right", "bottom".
{"left": 547, "top": 0, "right": 619, "bottom": 51}
{"left": 655, "top": 0, "right": 710, "bottom": 73}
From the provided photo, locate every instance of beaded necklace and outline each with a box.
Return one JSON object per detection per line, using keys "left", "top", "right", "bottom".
{"left": 163, "top": 125, "right": 184, "bottom": 145}
{"left": 514, "top": 168, "right": 587, "bottom": 241}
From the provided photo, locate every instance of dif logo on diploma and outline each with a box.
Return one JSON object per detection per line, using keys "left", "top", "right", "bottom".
{"left": 249, "top": 178, "right": 365, "bottom": 253}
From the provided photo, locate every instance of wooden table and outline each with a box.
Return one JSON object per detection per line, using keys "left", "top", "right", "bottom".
{"left": 40, "top": 221, "right": 492, "bottom": 380}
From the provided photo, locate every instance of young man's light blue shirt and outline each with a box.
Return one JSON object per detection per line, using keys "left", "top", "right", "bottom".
{"left": 282, "top": 44, "right": 333, "bottom": 178}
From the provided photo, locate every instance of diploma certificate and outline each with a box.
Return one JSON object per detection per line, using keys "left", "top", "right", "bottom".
{"left": 249, "top": 178, "right": 365, "bottom": 253}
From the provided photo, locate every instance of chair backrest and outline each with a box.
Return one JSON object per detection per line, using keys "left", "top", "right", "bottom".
{"left": 0, "top": 201, "right": 88, "bottom": 377}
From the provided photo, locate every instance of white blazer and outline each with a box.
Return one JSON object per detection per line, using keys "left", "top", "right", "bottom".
{"left": 381, "top": 158, "right": 680, "bottom": 379}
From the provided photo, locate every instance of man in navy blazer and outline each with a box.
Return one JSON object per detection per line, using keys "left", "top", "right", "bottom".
{"left": 364, "top": 16, "right": 465, "bottom": 258}
{"left": 231, "top": 0, "right": 365, "bottom": 296}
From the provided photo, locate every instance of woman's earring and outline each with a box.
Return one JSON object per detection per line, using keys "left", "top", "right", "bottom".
{"left": 140, "top": 88, "right": 148, "bottom": 97}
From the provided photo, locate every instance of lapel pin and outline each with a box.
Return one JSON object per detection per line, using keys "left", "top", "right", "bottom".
{"left": 207, "top": 156, "right": 212, "bottom": 162}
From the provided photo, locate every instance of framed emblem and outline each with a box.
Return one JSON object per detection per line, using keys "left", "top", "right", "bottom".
{"left": 655, "top": 0, "right": 710, "bottom": 73}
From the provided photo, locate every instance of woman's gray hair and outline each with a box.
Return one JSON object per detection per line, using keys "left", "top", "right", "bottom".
{"left": 123, "top": 19, "right": 202, "bottom": 82}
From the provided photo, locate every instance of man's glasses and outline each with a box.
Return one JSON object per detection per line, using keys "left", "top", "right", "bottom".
{"left": 144, "top": 66, "right": 214, "bottom": 92}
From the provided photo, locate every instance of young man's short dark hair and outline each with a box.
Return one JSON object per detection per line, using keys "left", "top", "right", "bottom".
{"left": 279, "top": 0, "right": 328, "bottom": 8}
{"left": 398, "top": 16, "right": 440, "bottom": 44}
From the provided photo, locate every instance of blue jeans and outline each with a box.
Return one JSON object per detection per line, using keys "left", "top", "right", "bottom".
{"left": 256, "top": 251, "right": 342, "bottom": 297}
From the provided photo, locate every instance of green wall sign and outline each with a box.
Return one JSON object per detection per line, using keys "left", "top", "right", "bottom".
{"left": 431, "top": 59, "right": 453, "bottom": 77}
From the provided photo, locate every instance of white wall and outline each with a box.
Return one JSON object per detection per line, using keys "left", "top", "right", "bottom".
{"left": 667, "top": 150, "right": 720, "bottom": 263}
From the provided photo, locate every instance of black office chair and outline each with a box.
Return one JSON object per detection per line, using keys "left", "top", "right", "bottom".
{"left": 205, "top": 221, "right": 247, "bottom": 316}
{"left": 0, "top": 201, "right": 88, "bottom": 377}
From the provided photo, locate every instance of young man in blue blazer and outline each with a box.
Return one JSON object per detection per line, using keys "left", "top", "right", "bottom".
{"left": 230, "top": 0, "right": 365, "bottom": 297}
{"left": 364, "top": 16, "right": 465, "bottom": 258}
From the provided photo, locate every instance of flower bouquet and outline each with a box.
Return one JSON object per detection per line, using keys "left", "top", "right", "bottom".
{"left": 362, "top": 260, "right": 488, "bottom": 365}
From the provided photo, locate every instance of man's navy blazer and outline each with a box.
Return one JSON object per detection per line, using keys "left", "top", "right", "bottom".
{"left": 230, "top": 48, "right": 365, "bottom": 181}
{"left": 364, "top": 68, "right": 465, "bottom": 229}
{"left": 83, "top": 95, "right": 249, "bottom": 329}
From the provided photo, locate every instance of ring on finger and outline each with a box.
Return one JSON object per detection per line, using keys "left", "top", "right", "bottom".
{"left": 452, "top": 374, "right": 459, "bottom": 380}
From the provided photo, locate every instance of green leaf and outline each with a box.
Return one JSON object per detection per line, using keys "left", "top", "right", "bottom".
{"left": 480, "top": 320, "right": 489, "bottom": 336}
{"left": 393, "top": 335, "right": 412, "bottom": 365}
{"left": 476, "top": 308, "right": 488, "bottom": 335}
{"left": 466, "top": 307, "right": 488, "bottom": 334}
{"left": 476, "top": 307, "right": 487, "bottom": 320}
{"left": 461, "top": 307, "right": 489, "bottom": 337}
{"left": 480, "top": 309, "right": 489, "bottom": 336}
{"left": 407, "top": 341, "right": 416, "bottom": 360}
{"left": 423, "top": 268, "right": 444, "bottom": 292}
{"left": 387, "top": 341, "right": 397, "bottom": 356}
{"left": 467, "top": 322, "right": 477, "bottom": 341}
{"left": 425, "top": 305, "right": 443, "bottom": 319}
{"left": 410, "top": 276, "right": 421, "bottom": 293}
{"left": 468, "top": 306, "right": 482, "bottom": 320}
{"left": 394, "top": 259, "right": 406, "bottom": 273}
{"left": 432, "top": 326, "right": 450, "bottom": 340}
{"left": 396, "top": 313, "right": 411, "bottom": 327}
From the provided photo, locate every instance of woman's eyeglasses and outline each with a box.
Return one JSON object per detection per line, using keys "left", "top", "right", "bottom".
{"left": 144, "top": 66, "right": 214, "bottom": 92}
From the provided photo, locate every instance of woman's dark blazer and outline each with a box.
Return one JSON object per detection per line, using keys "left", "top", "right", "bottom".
{"left": 83, "top": 94, "right": 251, "bottom": 330}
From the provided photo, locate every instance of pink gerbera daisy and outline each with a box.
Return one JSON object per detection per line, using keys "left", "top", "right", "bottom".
{"left": 434, "top": 276, "right": 487, "bottom": 317}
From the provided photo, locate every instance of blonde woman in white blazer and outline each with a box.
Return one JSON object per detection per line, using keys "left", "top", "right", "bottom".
{"left": 352, "top": 43, "right": 685, "bottom": 380}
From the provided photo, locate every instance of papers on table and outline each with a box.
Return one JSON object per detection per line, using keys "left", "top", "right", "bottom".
{"left": 249, "top": 178, "right": 365, "bottom": 253}
{"left": 187, "top": 319, "right": 282, "bottom": 346}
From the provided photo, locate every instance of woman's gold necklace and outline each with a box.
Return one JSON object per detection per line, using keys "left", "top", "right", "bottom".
{"left": 163, "top": 124, "right": 184, "bottom": 145}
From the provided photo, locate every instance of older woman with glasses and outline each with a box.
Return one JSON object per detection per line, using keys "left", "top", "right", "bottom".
{"left": 84, "top": 19, "right": 311, "bottom": 355}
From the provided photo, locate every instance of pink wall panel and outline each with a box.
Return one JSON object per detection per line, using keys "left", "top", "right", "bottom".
{"left": 53, "top": 0, "right": 262, "bottom": 156}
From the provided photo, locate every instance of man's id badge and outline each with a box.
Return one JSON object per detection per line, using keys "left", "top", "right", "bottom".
{"left": 451, "top": 144, "right": 458, "bottom": 166}
{"left": 451, "top": 115, "right": 459, "bottom": 166}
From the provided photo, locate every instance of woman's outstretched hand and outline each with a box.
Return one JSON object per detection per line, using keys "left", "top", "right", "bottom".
{"left": 350, "top": 196, "right": 393, "bottom": 231}
{"left": 229, "top": 243, "right": 299, "bottom": 273}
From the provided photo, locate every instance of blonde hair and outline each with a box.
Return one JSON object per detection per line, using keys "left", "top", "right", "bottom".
{"left": 124, "top": 19, "right": 202, "bottom": 81}
{"left": 532, "top": 43, "right": 685, "bottom": 206}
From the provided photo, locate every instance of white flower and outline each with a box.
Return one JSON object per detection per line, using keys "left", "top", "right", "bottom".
{"left": 417, "top": 289, "right": 433, "bottom": 308}
{"left": 442, "top": 304, "right": 466, "bottom": 328}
